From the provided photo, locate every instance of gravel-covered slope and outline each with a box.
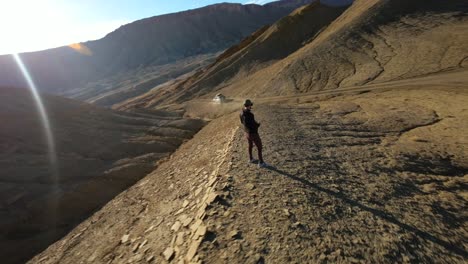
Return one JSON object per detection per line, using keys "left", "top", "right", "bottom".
{"left": 203, "top": 89, "right": 467, "bottom": 263}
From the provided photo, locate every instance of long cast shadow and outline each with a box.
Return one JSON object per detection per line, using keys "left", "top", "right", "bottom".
{"left": 266, "top": 166, "right": 468, "bottom": 258}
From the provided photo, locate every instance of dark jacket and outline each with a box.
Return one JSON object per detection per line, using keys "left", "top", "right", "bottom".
{"left": 240, "top": 109, "right": 260, "bottom": 134}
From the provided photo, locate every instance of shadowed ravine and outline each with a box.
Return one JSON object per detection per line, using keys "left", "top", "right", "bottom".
{"left": 0, "top": 88, "right": 206, "bottom": 264}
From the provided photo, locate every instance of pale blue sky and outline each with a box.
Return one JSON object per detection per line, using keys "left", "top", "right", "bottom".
{"left": 0, "top": 0, "right": 277, "bottom": 55}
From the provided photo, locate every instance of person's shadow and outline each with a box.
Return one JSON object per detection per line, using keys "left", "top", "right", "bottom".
{"left": 265, "top": 165, "right": 467, "bottom": 258}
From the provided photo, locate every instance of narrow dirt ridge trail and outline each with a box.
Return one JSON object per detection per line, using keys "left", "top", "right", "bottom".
{"left": 29, "top": 87, "right": 467, "bottom": 264}
{"left": 196, "top": 90, "right": 467, "bottom": 263}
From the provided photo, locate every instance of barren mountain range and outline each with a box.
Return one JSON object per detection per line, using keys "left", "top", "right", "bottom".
{"left": 116, "top": 0, "right": 468, "bottom": 109}
{"left": 0, "top": 0, "right": 314, "bottom": 106}
{"left": 1, "top": 0, "right": 467, "bottom": 263}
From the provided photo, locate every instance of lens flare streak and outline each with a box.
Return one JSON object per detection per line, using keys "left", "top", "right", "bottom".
{"left": 12, "top": 53, "right": 58, "bottom": 180}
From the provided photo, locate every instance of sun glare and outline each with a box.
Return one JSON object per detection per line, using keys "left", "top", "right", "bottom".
{"left": 0, "top": 0, "right": 126, "bottom": 55}
{"left": 0, "top": 1, "right": 66, "bottom": 54}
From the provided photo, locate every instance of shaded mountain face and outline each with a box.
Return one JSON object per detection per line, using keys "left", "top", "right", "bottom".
{"left": 117, "top": 0, "right": 468, "bottom": 109}
{"left": 0, "top": 87, "right": 205, "bottom": 264}
{"left": 321, "top": 0, "right": 354, "bottom": 6}
{"left": 63, "top": 53, "right": 219, "bottom": 108}
{"left": 0, "top": 0, "right": 314, "bottom": 97}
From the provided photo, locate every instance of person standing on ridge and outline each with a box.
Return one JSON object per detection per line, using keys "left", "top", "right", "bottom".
{"left": 240, "top": 99, "right": 267, "bottom": 168}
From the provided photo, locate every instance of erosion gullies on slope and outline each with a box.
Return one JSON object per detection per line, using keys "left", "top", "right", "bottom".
{"left": 115, "top": 1, "right": 350, "bottom": 109}
{"left": 175, "top": 1, "right": 350, "bottom": 103}
{"left": 28, "top": 79, "right": 468, "bottom": 263}
{"left": 257, "top": 0, "right": 468, "bottom": 95}
{"left": 72, "top": 54, "right": 218, "bottom": 107}
{"left": 0, "top": 87, "right": 206, "bottom": 264}
{"left": 128, "top": 0, "right": 468, "bottom": 105}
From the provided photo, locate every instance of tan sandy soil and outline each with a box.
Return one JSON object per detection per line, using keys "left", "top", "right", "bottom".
{"left": 28, "top": 73, "right": 468, "bottom": 263}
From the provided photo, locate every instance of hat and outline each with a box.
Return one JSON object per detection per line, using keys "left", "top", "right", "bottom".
{"left": 244, "top": 99, "right": 253, "bottom": 107}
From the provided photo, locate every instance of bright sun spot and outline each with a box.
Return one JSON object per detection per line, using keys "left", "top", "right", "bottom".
{"left": 0, "top": 0, "right": 127, "bottom": 55}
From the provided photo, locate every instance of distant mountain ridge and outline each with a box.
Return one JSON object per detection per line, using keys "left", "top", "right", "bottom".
{"left": 116, "top": 0, "right": 468, "bottom": 109}
{"left": 0, "top": 0, "right": 314, "bottom": 96}
{"left": 115, "top": 0, "right": 351, "bottom": 108}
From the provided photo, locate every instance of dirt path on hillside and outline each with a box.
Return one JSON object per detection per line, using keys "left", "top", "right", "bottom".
{"left": 197, "top": 89, "right": 468, "bottom": 263}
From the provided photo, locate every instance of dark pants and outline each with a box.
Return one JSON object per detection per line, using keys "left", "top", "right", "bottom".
{"left": 246, "top": 133, "right": 263, "bottom": 163}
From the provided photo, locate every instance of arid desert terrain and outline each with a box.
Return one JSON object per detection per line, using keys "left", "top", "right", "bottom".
{"left": 0, "top": 0, "right": 467, "bottom": 263}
